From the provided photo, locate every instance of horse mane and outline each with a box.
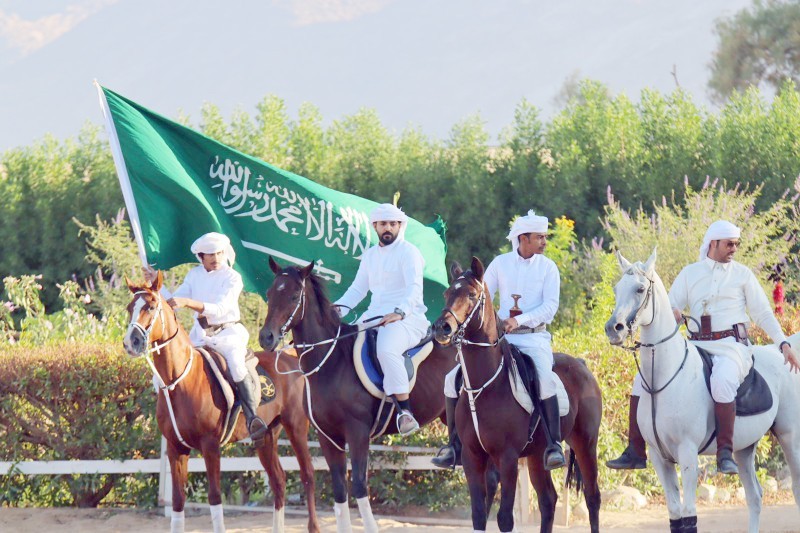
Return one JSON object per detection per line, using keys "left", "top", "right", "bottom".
{"left": 287, "top": 267, "right": 345, "bottom": 331}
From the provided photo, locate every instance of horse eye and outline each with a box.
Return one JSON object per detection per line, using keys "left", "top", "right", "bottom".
{"left": 636, "top": 287, "right": 645, "bottom": 294}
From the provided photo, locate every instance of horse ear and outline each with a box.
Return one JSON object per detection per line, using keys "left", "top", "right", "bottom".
{"left": 644, "top": 246, "right": 658, "bottom": 274}
{"left": 151, "top": 270, "right": 164, "bottom": 292}
{"left": 269, "top": 256, "right": 281, "bottom": 274}
{"left": 616, "top": 251, "right": 632, "bottom": 272}
{"left": 450, "top": 261, "right": 463, "bottom": 281}
{"left": 471, "top": 256, "right": 485, "bottom": 281}
{"left": 125, "top": 276, "right": 138, "bottom": 293}
{"left": 300, "top": 261, "right": 315, "bottom": 279}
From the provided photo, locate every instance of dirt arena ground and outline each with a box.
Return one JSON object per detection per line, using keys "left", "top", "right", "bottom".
{"left": 1, "top": 503, "right": 798, "bottom": 532}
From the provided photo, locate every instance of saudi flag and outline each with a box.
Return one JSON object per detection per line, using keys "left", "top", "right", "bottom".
{"left": 95, "top": 83, "right": 448, "bottom": 320}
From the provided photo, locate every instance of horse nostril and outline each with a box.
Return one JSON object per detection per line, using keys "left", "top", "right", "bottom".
{"left": 614, "top": 323, "right": 625, "bottom": 332}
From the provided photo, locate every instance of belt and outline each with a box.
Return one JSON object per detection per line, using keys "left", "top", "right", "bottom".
{"left": 689, "top": 324, "right": 748, "bottom": 344}
{"left": 508, "top": 323, "right": 546, "bottom": 335}
{"left": 198, "top": 317, "right": 240, "bottom": 336}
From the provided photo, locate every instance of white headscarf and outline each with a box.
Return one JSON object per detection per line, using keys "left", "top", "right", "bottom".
{"left": 191, "top": 232, "right": 236, "bottom": 267}
{"left": 370, "top": 203, "right": 408, "bottom": 241}
{"left": 507, "top": 210, "right": 549, "bottom": 253}
{"left": 699, "top": 220, "right": 740, "bottom": 261}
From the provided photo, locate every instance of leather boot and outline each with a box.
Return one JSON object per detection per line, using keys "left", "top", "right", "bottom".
{"left": 715, "top": 401, "right": 738, "bottom": 475}
{"left": 236, "top": 374, "right": 269, "bottom": 443}
{"left": 431, "top": 396, "right": 462, "bottom": 469}
{"left": 541, "top": 395, "right": 566, "bottom": 470}
{"left": 606, "top": 395, "right": 647, "bottom": 469}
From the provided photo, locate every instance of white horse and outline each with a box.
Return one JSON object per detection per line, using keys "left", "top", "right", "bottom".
{"left": 605, "top": 249, "right": 800, "bottom": 533}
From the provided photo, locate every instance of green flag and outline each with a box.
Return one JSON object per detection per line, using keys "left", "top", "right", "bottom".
{"left": 96, "top": 83, "right": 448, "bottom": 321}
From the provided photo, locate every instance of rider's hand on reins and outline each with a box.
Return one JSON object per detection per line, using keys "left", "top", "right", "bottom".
{"left": 781, "top": 343, "right": 800, "bottom": 373}
{"left": 502, "top": 317, "right": 518, "bottom": 333}
{"left": 379, "top": 312, "right": 403, "bottom": 326}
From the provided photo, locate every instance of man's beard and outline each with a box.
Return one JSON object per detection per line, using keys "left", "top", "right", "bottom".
{"left": 380, "top": 232, "right": 398, "bottom": 245}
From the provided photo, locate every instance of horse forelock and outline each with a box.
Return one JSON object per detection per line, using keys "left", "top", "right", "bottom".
{"left": 280, "top": 266, "right": 341, "bottom": 330}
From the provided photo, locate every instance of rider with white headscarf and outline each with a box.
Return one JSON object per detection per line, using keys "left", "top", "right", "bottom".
{"left": 608, "top": 220, "right": 800, "bottom": 475}
{"left": 434, "top": 210, "right": 566, "bottom": 471}
{"left": 333, "top": 203, "right": 430, "bottom": 436}
{"left": 156, "top": 232, "right": 268, "bottom": 442}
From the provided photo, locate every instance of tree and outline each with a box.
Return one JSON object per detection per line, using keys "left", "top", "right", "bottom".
{"left": 709, "top": 0, "right": 800, "bottom": 103}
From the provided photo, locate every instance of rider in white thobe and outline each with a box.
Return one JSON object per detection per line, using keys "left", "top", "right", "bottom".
{"left": 433, "top": 210, "right": 566, "bottom": 471}
{"left": 607, "top": 220, "right": 800, "bottom": 474}
{"left": 333, "top": 203, "right": 430, "bottom": 436}
{"left": 155, "top": 232, "right": 268, "bottom": 442}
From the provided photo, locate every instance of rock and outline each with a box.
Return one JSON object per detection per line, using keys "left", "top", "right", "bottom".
{"left": 763, "top": 476, "right": 778, "bottom": 493}
{"left": 571, "top": 500, "right": 589, "bottom": 522}
{"left": 697, "top": 484, "right": 716, "bottom": 502}
{"left": 735, "top": 487, "right": 746, "bottom": 501}
{"left": 714, "top": 488, "right": 731, "bottom": 503}
{"left": 602, "top": 486, "right": 647, "bottom": 511}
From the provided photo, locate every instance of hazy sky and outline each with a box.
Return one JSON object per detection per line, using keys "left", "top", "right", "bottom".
{"left": 0, "top": 0, "right": 753, "bottom": 153}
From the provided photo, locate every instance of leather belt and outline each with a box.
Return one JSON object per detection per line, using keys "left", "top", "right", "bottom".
{"left": 509, "top": 323, "right": 546, "bottom": 335}
{"left": 689, "top": 323, "right": 748, "bottom": 344}
{"left": 198, "top": 316, "right": 239, "bottom": 336}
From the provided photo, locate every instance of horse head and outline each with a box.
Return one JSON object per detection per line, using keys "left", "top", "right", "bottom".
{"left": 259, "top": 256, "right": 316, "bottom": 351}
{"left": 123, "top": 271, "right": 172, "bottom": 357}
{"left": 605, "top": 248, "right": 658, "bottom": 345}
{"left": 433, "top": 256, "right": 488, "bottom": 345}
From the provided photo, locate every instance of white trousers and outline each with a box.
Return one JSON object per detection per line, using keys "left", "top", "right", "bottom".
{"left": 201, "top": 323, "right": 250, "bottom": 382}
{"left": 444, "top": 332, "right": 557, "bottom": 399}
{"left": 376, "top": 320, "right": 427, "bottom": 396}
{"left": 632, "top": 340, "right": 748, "bottom": 403}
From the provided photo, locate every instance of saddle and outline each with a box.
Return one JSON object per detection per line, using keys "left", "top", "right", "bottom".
{"left": 696, "top": 346, "right": 773, "bottom": 416}
{"left": 199, "top": 347, "right": 277, "bottom": 444}
{"left": 352, "top": 327, "right": 434, "bottom": 399}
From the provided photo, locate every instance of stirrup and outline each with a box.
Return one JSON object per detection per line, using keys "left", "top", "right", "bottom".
{"left": 396, "top": 410, "right": 419, "bottom": 436}
{"left": 544, "top": 444, "right": 566, "bottom": 471}
{"left": 248, "top": 417, "right": 269, "bottom": 443}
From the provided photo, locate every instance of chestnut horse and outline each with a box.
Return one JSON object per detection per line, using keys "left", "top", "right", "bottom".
{"left": 258, "top": 259, "right": 499, "bottom": 532}
{"left": 123, "top": 272, "right": 319, "bottom": 533}
{"left": 432, "top": 257, "right": 602, "bottom": 533}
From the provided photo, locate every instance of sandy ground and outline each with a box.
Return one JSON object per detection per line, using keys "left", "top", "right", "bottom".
{"left": 1, "top": 504, "right": 798, "bottom": 532}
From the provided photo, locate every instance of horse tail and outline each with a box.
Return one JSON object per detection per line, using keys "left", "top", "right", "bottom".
{"left": 564, "top": 448, "right": 583, "bottom": 494}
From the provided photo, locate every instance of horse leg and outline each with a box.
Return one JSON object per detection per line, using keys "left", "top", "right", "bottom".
{"left": 675, "top": 444, "right": 700, "bottom": 533}
{"left": 773, "top": 419, "right": 800, "bottom": 511}
{"left": 283, "top": 414, "right": 320, "bottom": 533}
{"left": 734, "top": 444, "right": 762, "bottom": 533}
{"left": 255, "top": 429, "right": 287, "bottom": 533}
{"left": 167, "top": 446, "right": 189, "bottom": 533}
{"left": 319, "top": 439, "right": 352, "bottom": 533}
{"left": 348, "top": 433, "right": 378, "bottom": 533}
{"left": 462, "top": 446, "right": 490, "bottom": 532}
{"left": 495, "top": 451, "right": 521, "bottom": 533}
{"left": 484, "top": 461, "right": 499, "bottom": 516}
{"left": 200, "top": 443, "right": 225, "bottom": 533}
{"left": 649, "top": 451, "right": 682, "bottom": 532}
{"left": 526, "top": 453, "right": 557, "bottom": 533}
{"left": 569, "top": 440, "right": 601, "bottom": 533}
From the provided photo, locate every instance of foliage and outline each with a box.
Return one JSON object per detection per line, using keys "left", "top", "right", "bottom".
{"left": 709, "top": 0, "right": 800, "bottom": 103}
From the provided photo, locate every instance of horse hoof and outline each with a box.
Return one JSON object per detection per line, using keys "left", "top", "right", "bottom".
{"left": 669, "top": 518, "right": 682, "bottom": 532}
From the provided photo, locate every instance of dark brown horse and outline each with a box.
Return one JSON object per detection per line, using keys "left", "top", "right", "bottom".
{"left": 123, "top": 272, "right": 319, "bottom": 533}
{"left": 432, "top": 257, "right": 602, "bottom": 533}
{"left": 259, "top": 258, "right": 488, "bottom": 532}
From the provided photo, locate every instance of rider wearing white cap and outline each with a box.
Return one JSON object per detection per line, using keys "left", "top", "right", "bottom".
{"left": 608, "top": 220, "right": 800, "bottom": 474}
{"left": 333, "top": 203, "right": 430, "bottom": 436}
{"left": 149, "top": 232, "right": 268, "bottom": 442}
{"left": 434, "top": 210, "right": 566, "bottom": 471}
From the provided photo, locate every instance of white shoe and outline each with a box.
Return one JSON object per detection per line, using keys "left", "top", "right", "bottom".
{"left": 397, "top": 410, "right": 419, "bottom": 436}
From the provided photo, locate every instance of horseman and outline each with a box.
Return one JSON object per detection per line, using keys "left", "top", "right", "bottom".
{"left": 145, "top": 232, "right": 268, "bottom": 442}
{"left": 608, "top": 220, "right": 800, "bottom": 474}
{"left": 432, "top": 210, "right": 566, "bottom": 470}
{"left": 332, "top": 203, "right": 430, "bottom": 436}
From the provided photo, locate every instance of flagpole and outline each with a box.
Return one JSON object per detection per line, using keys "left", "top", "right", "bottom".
{"left": 94, "top": 80, "right": 149, "bottom": 268}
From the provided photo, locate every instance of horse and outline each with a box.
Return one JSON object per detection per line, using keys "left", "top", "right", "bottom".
{"left": 258, "top": 258, "right": 499, "bottom": 532}
{"left": 123, "top": 272, "right": 319, "bottom": 533}
{"left": 605, "top": 249, "right": 800, "bottom": 533}
{"left": 432, "top": 257, "right": 603, "bottom": 533}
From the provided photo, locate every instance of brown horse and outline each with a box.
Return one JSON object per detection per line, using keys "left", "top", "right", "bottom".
{"left": 432, "top": 257, "right": 602, "bottom": 533}
{"left": 123, "top": 272, "right": 319, "bottom": 533}
{"left": 258, "top": 258, "right": 497, "bottom": 532}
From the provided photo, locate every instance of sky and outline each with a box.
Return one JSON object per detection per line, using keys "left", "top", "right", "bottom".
{"left": 0, "top": 0, "right": 754, "bottom": 153}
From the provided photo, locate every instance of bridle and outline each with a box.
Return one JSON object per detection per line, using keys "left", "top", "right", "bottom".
{"left": 127, "top": 290, "right": 194, "bottom": 449}
{"left": 442, "top": 275, "right": 504, "bottom": 451}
